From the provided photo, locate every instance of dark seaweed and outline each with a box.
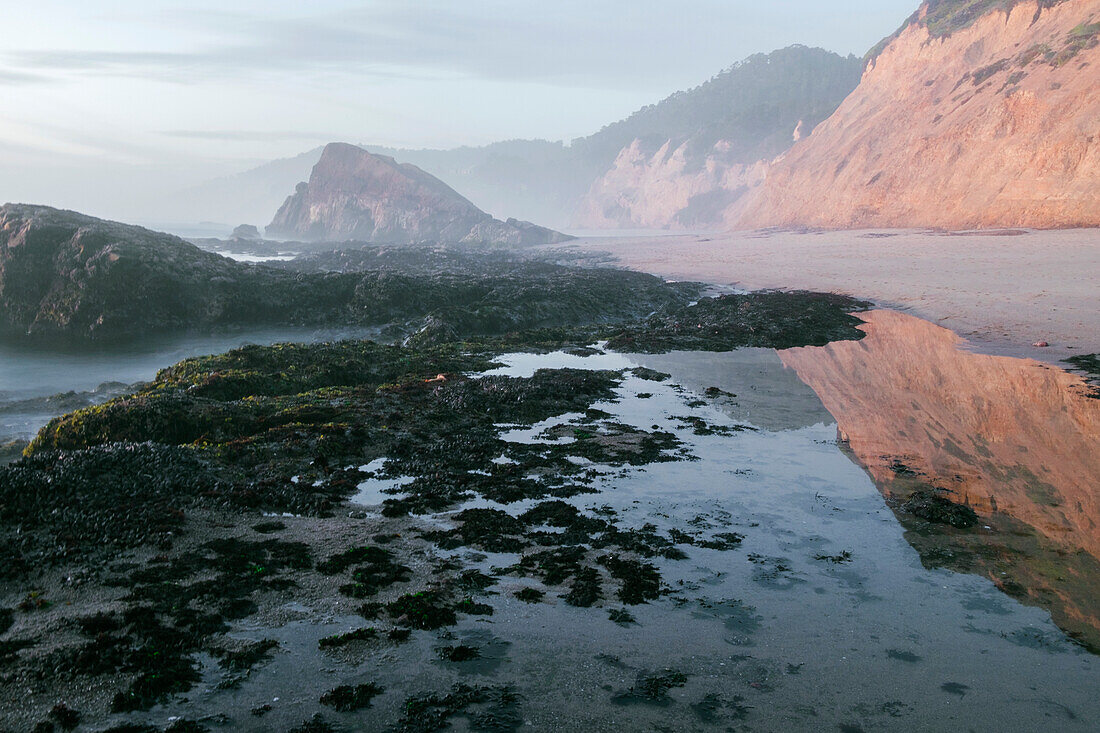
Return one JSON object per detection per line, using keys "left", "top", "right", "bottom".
{"left": 611, "top": 669, "right": 688, "bottom": 706}
{"left": 902, "top": 490, "right": 979, "bottom": 529}
{"left": 397, "top": 683, "right": 522, "bottom": 733}
{"left": 319, "top": 682, "right": 384, "bottom": 711}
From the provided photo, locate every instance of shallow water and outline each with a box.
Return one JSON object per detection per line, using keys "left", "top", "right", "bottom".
{"left": 352, "top": 458, "right": 417, "bottom": 507}
{"left": 782, "top": 309, "right": 1100, "bottom": 652}
{"left": 137, "top": 337, "right": 1100, "bottom": 731}
{"left": 219, "top": 252, "right": 299, "bottom": 263}
{"left": 0, "top": 326, "right": 380, "bottom": 443}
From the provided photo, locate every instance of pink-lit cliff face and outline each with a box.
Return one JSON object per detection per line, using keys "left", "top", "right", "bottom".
{"left": 741, "top": 0, "right": 1100, "bottom": 230}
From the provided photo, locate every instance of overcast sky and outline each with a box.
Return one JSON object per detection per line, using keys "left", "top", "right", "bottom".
{"left": 1, "top": 0, "right": 917, "bottom": 219}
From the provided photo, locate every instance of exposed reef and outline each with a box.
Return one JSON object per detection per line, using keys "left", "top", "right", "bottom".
{"left": 0, "top": 204, "right": 677, "bottom": 343}
{"left": 0, "top": 286, "right": 868, "bottom": 729}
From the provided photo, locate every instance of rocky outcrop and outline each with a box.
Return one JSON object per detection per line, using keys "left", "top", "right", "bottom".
{"left": 0, "top": 204, "right": 675, "bottom": 343}
{"left": 229, "top": 224, "right": 262, "bottom": 241}
{"left": 464, "top": 217, "right": 577, "bottom": 247}
{"left": 0, "top": 204, "right": 265, "bottom": 340}
{"left": 574, "top": 46, "right": 862, "bottom": 229}
{"left": 266, "top": 143, "right": 571, "bottom": 244}
{"left": 0, "top": 204, "right": 407, "bottom": 341}
{"left": 739, "top": 0, "right": 1100, "bottom": 229}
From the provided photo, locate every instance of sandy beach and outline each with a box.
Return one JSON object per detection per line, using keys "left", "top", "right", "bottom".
{"left": 558, "top": 227, "right": 1100, "bottom": 364}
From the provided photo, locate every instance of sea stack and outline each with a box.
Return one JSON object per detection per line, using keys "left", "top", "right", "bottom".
{"left": 266, "top": 142, "right": 572, "bottom": 245}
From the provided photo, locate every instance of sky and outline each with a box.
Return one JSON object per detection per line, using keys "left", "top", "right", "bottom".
{"left": 0, "top": 0, "right": 918, "bottom": 220}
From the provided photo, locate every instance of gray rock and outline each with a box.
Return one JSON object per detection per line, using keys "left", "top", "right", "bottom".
{"left": 266, "top": 143, "right": 571, "bottom": 245}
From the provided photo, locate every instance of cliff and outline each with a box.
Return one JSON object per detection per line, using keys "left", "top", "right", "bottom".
{"left": 574, "top": 140, "right": 768, "bottom": 229}
{"left": 739, "top": 0, "right": 1100, "bottom": 229}
{"left": 573, "top": 46, "right": 863, "bottom": 229}
{"left": 266, "top": 143, "right": 571, "bottom": 244}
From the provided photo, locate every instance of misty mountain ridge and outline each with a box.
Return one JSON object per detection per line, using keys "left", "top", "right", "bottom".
{"left": 163, "top": 2, "right": 1098, "bottom": 234}
{"left": 572, "top": 45, "right": 862, "bottom": 167}
{"left": 175, "top": 45, "right": 861, "bottom": 231}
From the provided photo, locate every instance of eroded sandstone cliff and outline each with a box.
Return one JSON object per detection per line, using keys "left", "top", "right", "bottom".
{"left": 740, "top": 0, "right": 1100, "bottom": 229}
{"left": 574, "top": 140, "right": 768, "bottom": 230}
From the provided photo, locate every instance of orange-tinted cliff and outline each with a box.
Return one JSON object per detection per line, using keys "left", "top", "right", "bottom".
{"left": 739, "top": 0, "right": 1100, "bottom": 230}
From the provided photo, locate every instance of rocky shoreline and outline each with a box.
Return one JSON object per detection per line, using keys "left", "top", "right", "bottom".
{"left": 0, "top": 205, "right": 675, "bottom": 344}
{"left": 0, "top": 285, "right": 872, "bottom": 731}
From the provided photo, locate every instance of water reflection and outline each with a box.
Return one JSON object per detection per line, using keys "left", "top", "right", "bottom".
{"left": 632, "top": 347, "right": 834, "bottom": 432}
{"left": 781, "top": 309, "right": 1100, "bottom": 650}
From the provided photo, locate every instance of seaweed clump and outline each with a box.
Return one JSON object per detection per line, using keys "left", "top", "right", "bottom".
{"left": 611, "top": 669, "right": 689, "bottom": 706}
{"left": 604, "top": 291, "right": 869, "bottom": 353}
{"left": 51, "top": 537, "right": 311, "bottom": 713}
{"left": 317, "top": 545, "right": 412, "bottom": 598}
{"left": 319, "top": 628, "right": 378, "bottom": 649}
{"left": 902, "top": 489, "right": 979, "bottom": 528}
{"left": 398, "top": 683, "right": 522, "bottom": 733}
{"left": 1065, "top": 354, "right": 1100, "bottom": 397}
{"left": 514, "top": 588, "right": 544, "bottom": 604}
{"left": 320, "top": 682, "right": 384, "bottom": 711}
{"left": 386, "top": 591, "right": 460, "bottom": 630}
{"left": 48, "top": 704, "right": 80, "bottom": 730}
{"left": 0, "top": 443, "right": 216, "bottom": 572}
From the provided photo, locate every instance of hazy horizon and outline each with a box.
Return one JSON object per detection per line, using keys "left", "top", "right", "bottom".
{"left": 2, "top": 1, "right": 917, "bottom": 223}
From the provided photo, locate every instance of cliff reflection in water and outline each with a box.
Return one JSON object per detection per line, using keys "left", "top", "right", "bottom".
{"left": 781, "top": 309, "right": 1100, "bottom": 650}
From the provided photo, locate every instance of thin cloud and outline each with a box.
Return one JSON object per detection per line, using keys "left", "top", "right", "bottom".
{"left": 160, "top": 130, "right": 335, "bottom": 142}
{"left": 3, "top": 1, "right": 897, "bottom": 91}
{"left": 0, "top": 68, "right": 53, "bottom": 85}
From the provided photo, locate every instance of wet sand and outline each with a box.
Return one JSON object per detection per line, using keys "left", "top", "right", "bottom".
{"left": 554, "top": 228, "right": 1100, "bottom": 363}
